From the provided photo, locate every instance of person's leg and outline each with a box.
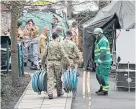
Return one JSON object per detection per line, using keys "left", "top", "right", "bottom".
{"left": 23, "top": 45, "right": 28, "bottom": 66}
{"left": 29, "top": 41, "right": 34, "bottom": 67}
{"left": 47, "top": 62, "right": 54, "bottom": 99}
{"left": 31, "top": 43, "right": 39, "bottom": 70}
{"left": 55, "top": 62, "right": 63, "bottom": 97}
{"left": 102, "top": 68, "right": 110, "bottom": 92}
{"left": 95, "top": 65, "right": 103, "bottom": 94}
{"left": 96, "top": 74, "right": 103, "bottom": 93}
{"left": 27, "top": 40, "right": 32, "bottom": 62}
{"left": 75, "top": 64, "right": 80, "bottom": 76}
{"left": 98, "top": 64, "right": 110, "bottom": 95}
{"left": 62, "top": 63, "right": 67, "bottom": 73}
{"left": 33, "top": 43, "right": 39, "bottom": 65}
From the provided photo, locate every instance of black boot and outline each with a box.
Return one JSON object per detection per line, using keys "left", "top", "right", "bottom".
{"left": 28, "top": 59, "right": 31, "bottom": 62}
{"left": 31, "top": 62, "right": 33, "bottom": 66}
{"left": 97, "top": 90, "right": 108, "bottom": 96}
{"left": 37, "top": 92, "right": 41, "bottom": 95}
{"left": 103, "top": 91, "right": 108, "bottom": 95}
{"left": 76, "top": 72, "right": 80, "bottom": 76}
{"left": 48, "top": 94, "right": 53, "bottom": 99}
{"left": 95, "top": 86, "right": 103, "bottom": 94}
{"left": 30, "top": 64, "right": 38, "bottom": 70}
{"left": 24, "top": 62, "right": 27, "bottom": 67}
{"left": 57, "top": 91, "right": 64, "bottom": 97}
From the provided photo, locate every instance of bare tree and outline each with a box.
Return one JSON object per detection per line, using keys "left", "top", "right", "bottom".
{"left": 94, "top": 0, "right": 111, "bottom": 10}
{"left": 1, "top": 0, "right": 30, "bottom": 88}
{"left": 10, "top": 1, "right": 21, "bottom": 88}
{"left": 98, "top": 1, "right": 109, "bottom": 9}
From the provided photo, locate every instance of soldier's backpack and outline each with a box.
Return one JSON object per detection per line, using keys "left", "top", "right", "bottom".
{"left": 61, "top": 68, "right": 78, "bottom": 93}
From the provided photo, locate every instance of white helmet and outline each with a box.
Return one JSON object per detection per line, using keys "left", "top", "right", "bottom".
{"left": 93, "top": 28, "right": 103, "bottom": 35}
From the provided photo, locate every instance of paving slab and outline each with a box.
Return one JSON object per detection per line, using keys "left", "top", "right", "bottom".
{"left": 14, "top": 80, "right": 73, "bottom": 109}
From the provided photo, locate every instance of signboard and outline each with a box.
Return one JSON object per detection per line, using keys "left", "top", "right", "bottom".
{"left": 116, "top": 29, "right": 135, "bottom": 64}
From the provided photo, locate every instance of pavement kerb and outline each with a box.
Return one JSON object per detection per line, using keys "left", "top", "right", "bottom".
{"left": 65, "top": 92, "right": 73, "bottom": 109}
{"left": 14, "top": 79, "right": 32, "bottom": 109}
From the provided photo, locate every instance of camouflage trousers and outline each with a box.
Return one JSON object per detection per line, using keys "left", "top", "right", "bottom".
{"left": 47, "top": 61, "right": 62, "bottom": 95}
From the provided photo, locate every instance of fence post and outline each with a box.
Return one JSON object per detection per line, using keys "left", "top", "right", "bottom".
{"left": 21, "top": 42, "right": 24, "bottom": 76}
{"left": 18, "top": 43, "right": 21, "bottom": 77}
{"left": 6, "top": 40, "right": 9, "bottom": 73}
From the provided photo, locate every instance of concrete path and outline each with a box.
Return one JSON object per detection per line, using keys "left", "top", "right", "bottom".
{"left": 14, "top": 73, "right": 72, "bottom": 109}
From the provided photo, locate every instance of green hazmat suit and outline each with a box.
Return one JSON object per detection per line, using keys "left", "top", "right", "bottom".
{"left": 94, "top": 35, "right": 112, "bottom": 91}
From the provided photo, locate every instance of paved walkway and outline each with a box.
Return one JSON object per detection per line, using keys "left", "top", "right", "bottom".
{"left": 14, "top": 74, "right": 72, "bottom": 109}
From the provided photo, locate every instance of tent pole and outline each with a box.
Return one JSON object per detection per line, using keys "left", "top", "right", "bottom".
{"left": 112, "top": 23, "right": 115, "bottom": 52}
{"left": 112, "top": 22, "right": 117, "bottom": 66}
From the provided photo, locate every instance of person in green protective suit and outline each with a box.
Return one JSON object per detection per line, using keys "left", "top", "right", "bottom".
{"left": 93, "top": 28, "right": 112, "bottom": 95}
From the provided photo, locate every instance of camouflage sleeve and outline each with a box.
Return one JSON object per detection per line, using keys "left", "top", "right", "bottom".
{"left": 73, "top": 43, "right": 80, "bottom": 59}
{"left": 41, "top": 46, "right": 48, "bottom": 66}
{"left": 59, "top": 44, "right": 70, "bottom": 64}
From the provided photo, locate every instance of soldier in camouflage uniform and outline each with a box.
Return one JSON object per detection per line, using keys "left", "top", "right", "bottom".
{"left": 61, "top": 30, "right": 80, "bottom": 71}
{"left": 38, "top": 27, "right": 49, "bottom": 58}
{"left": 41, "top": 33, "right": 70, "bottom": 99}
{"left": 70, "top": 21, "right": 79, "bottom": 47}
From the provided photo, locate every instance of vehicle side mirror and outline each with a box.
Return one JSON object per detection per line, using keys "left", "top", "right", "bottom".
{"left": 117, "top": 56, "right": 121, "bottom": 63}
